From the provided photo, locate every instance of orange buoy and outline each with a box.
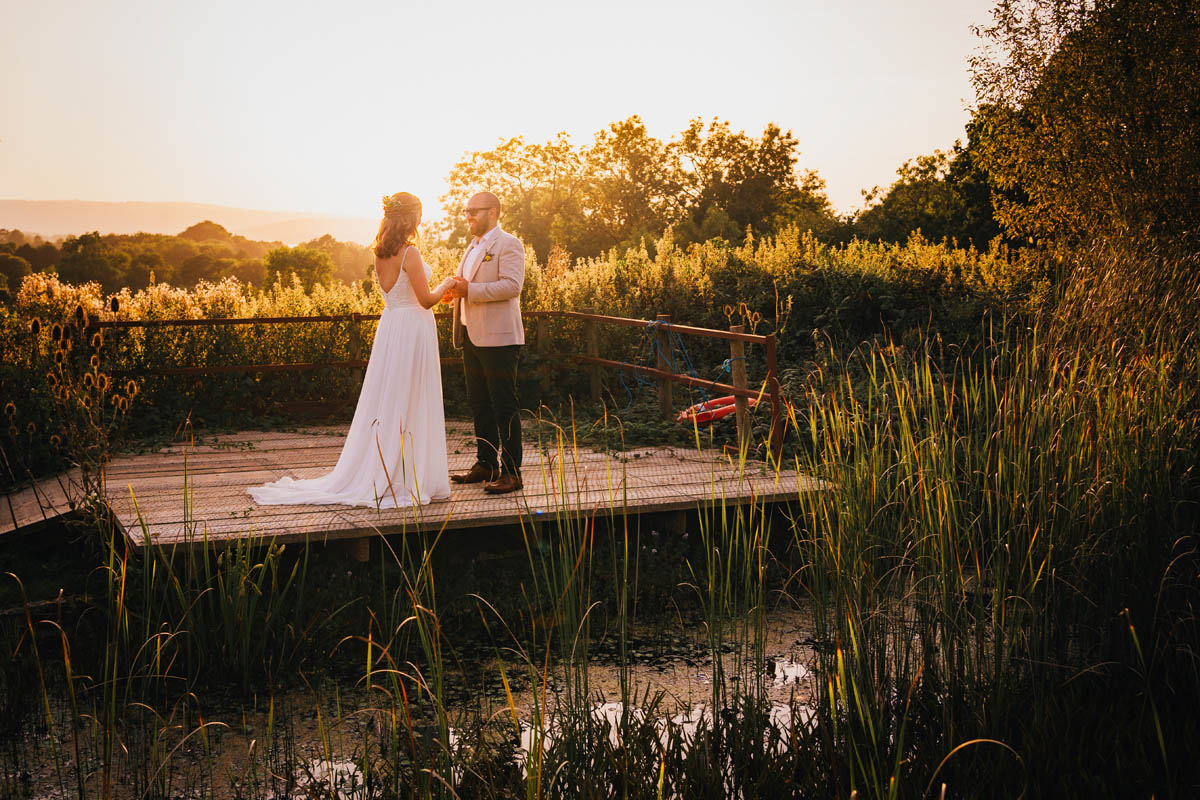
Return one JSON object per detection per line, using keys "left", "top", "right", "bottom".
{"left": 676, "top": 395, "right": 758, "bottom": 426}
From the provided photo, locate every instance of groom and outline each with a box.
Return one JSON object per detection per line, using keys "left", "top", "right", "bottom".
{"left": 448, "top": 192, "right": 526, "bottom": 494}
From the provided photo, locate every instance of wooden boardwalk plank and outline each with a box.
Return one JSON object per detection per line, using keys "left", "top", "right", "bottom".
{"left": 4, "top": 422, "right": 824, "bottom": 546}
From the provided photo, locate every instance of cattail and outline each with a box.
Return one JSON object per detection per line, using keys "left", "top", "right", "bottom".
{"left": 110, "top": 296, "right": 120, "bottom": 313}
{"left": 30, "top": 318, "right": 42, "bottom": 337}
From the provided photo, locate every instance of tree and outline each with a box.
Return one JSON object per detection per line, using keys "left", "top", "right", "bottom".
{"left": 0, "top": 252, "right": 32, "bottom": 295}
{"left": 441, "top": 116, "right": 840, "bottom": 259}
{"left": 179, "top": 220, "right": 234, "bottom": 242}
{"left": 970, "top": 0, "right": 1200, "bottom": 247}
{"left": 264, "top": 246, "right": 335, "bottom": 290}
{"left": 178, "top": 253, "right": 220, "bottom": 286}
{"left": 128, "top": 250, "right": 166, "bottom": 289}
{"left": 57, "top": 232, "right": 130, "bottom": 292}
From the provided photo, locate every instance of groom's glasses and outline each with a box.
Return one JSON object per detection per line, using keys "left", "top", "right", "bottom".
{"left": 464, "top": 207, "right": 495, "bottom": 217}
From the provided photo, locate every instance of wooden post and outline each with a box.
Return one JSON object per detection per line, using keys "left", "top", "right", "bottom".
{"left": 585, "top": 319, "right": 601, "bottom": 402}
{"left": 729, "top": 324, "right": 751, "bottom": 453}
{"left": 764, "top": 333, "right": 785, "bottom": 465}
{"left": 655, "top": 314, "right": 673, "bottom": 420}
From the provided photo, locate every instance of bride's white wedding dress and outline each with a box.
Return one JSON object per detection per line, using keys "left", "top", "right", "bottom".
{"left": 248, "top": 250, "right": 451, "bottom": 509}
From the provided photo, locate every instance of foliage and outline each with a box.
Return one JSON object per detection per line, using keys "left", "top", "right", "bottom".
{"left": 853, "top": 128, "right": 1004, "bottom": 249}
{"left": 440, "top": 116, "right": 840, "bottom": 261}
{"left": 969, "top": 0, "right": 1200, "bottom": 248}
{"left": 263, "top": 245, "right": 336, "bottom": 292}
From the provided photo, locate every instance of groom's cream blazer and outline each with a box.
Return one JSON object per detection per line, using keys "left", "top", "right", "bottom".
{"left": 452, "top": 225, "right": 525, "bottom": 348}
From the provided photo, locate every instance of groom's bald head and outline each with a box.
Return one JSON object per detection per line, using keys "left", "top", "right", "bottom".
{"left": 469, "top": 192, "right": 501, "bottom": 214}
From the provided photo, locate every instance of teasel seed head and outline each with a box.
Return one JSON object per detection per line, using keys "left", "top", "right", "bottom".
{"left": 30, "top": 318, "right": 42, "bottom": 336}
{"left": 90, "top": 354, "right": 100, "bottom": 370}
{"left": 83, "top": 373, "right": 95, "bottom": 389}
{"left": 126, "top": 380, "right": 139, "bottom": 397}
{"left": 110, "top": 296, "right": 120, "bottom": 313}
{"left": 3, "top": 402, "right": 15, "bottom": 417}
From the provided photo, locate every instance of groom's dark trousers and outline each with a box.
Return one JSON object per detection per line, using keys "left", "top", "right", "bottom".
{"left": 462, "top": 334, "right": 522, "bottom": 476}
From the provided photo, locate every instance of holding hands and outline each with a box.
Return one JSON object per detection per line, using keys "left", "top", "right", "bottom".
{"left": 439, "top": 276, "right": 469, "bottom": 303}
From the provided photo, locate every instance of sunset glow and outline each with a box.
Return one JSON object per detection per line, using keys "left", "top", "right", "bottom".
{"left": 2, "top": 0, "right": 993, "bottom": 221}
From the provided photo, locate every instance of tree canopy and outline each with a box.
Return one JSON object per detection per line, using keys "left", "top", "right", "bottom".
{"left": 969, "top": 0, "right": 1200, "bottom": 248}
{"left": 440, "top": 116, "right": 839, "bottom": 260}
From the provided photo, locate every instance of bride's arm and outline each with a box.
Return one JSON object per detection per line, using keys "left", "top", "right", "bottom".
{"left": 402, "top": 248, "right": 455, "bottom": 309}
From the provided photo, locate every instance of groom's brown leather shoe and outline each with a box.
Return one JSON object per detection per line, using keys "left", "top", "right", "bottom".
{"left": 451, "top": 463, "right": 500, "bottom": 484}
{"left": 483, "top": 473, "right": 523, "bottom": 494}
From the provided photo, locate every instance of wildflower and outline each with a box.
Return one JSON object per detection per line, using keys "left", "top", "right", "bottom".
{"left": 30, "top": 318, "right": 42, "bottom": 336}
{"left": 3, "top": 402, "right": 14, "bottom": 417}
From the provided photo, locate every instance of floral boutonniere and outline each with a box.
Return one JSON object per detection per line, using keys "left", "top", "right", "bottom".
{"left": 482, "top": 251, "right": 494, "bottom": 263}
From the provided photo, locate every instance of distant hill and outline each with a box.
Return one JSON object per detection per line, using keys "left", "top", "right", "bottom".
{"left": 0, "top": 200, "right": 378, "bottom": 245}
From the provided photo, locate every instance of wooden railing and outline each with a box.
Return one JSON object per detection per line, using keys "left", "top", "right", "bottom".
{"left": 89, "top": 310, "right": 785, "bottom": 460}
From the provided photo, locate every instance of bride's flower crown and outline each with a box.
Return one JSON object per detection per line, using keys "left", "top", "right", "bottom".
{"left": 382, "top": 193, "right": 421, "bottom": 218}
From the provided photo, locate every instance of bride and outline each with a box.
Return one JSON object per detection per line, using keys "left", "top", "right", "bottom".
{"left": 248, "top": 192, "right": 456, "bottom": 509}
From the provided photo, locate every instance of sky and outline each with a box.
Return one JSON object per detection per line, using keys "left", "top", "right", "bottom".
{"left": 1, "top": 0, "right": 996, "bottom": 222}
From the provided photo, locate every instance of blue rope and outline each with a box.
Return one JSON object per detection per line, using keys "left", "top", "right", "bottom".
{"left": 616, "top": 321, "right": 749, "bottom": 413}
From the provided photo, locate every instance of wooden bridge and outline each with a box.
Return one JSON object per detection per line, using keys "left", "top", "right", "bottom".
{"left": 3, "top": 310, "right": 820, "bottom": 551}
{"left": 2, "top": 419, "right": 821, "bottom": 552}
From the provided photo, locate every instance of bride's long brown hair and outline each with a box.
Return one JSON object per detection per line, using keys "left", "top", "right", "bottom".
{"left": 373, "top": 192, "right": 421, "bottom": 259}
